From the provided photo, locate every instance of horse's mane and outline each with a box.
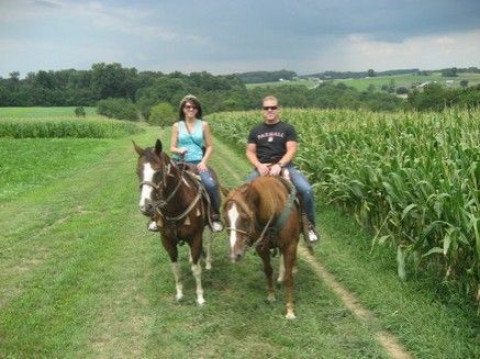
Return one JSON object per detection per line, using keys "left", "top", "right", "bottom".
{"left": 248, "top": 177, "right": 289, "bottom": 221}
{"left": 225, "top": 183, "right": 254, "bottom": 218}
{"left": 142, "top": 147, "right": 174, "bottom": 170}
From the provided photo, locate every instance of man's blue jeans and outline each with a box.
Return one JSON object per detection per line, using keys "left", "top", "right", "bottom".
{"left": 246, "top": 164, "right": 316, "bottom": 226}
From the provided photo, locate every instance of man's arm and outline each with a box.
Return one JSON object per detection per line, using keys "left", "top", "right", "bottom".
{"left": 278, "top": 140, "right": 297, "bottom": 167}
{"left": 270, "top": 140, "right": 297, "bottom": 176}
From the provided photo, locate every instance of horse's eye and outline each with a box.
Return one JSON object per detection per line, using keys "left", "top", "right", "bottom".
{"left": 239, "top": 217, "right": 249, "bottom": 227}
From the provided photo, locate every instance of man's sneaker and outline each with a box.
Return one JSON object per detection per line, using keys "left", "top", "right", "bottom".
{"left": 147, "top": 221, "right": 159, "bottom": 232}
{"left": 211, "top": 221, "right": 224, "bottom": 233}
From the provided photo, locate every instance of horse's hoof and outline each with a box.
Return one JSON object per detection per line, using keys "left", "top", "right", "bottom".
{"left": 267, "top": 294, "right": 276, "bottom": 302}
{"left": 205, "top": 263, "right": 212, "bottom": 270}
{"left": 285, "top": 312, "right": 296, "bottom": 320}
{"left": 197, "top": 298, "right": 206, "bottom": 306}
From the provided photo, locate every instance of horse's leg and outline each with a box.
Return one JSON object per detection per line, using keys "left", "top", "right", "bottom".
{"left": 282, "top": 241, "right": 298, "bottom": 319}
{"left": 161, "top": 237, "right": 183, "bottom": 301}
{"left": 292, "top": 256, "right": 298, "bottom": 275}
{"left": 171, "top": 262, "right": 183, "bottom": 301}
{"left": 257, "top": 247, "right": 275, "bottom": 302}
{"left": 189, "top": 234, "right": 206, "bottom": 306}
{"left": 204, "top": 228, "right": 213, "bottom": 270}
{"left": 277, "top": 253, "right": 285, "bottom": 282}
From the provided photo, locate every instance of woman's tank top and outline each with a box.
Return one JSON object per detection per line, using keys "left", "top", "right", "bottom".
{"left": 172, "top": 119, "right": 204, "bottom": 162}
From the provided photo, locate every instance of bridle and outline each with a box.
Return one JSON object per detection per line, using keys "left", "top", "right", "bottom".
{"left": 225, "top": 199, "right": 275, "bottom": 249}
{"left": 225, "top": 180, "right": 297, "bottom": 249}
{"left": 140, "top": 158, "right": 202, "bottom": 222}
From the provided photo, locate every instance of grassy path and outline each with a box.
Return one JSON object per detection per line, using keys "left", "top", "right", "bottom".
{"left": 1, "top": 127, "right": 479, "bottom": 358}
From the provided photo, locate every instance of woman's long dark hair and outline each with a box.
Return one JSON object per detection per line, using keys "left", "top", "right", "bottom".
{"left": 178, "top": 94, "right": 203, "bottom": 121}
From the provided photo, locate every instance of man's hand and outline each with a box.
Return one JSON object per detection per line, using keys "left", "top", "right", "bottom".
{"left": 256, "top": 163, "right": 270, "bottom": 176}
{"left": 268, "top": 163, "right": 282, "bottom": 176}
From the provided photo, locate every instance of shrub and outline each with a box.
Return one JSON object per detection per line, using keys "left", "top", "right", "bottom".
{"left": 148, "top": 102, "right": 176, "bottom": 127}
{"left": 96, "top": 98, "right": 138, "bottom": 121}
{"left": 74, "top": 106, "right": 86, "bottom": 117}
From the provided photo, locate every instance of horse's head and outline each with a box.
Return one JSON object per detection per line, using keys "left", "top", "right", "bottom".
{"left": 223, "top": 185, "right": 256, "bottom": 262}
{"left": 133, "top": 139, "right": 171, "bottom": 216}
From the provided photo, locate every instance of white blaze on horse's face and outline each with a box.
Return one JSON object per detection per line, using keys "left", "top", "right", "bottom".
{"left": 139, "top": 162, "right": 155, "bottom": 213}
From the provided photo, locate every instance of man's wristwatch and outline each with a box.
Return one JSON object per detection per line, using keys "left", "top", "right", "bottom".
{"left": 277, "top": 161, "right": 285, "bottom": 168}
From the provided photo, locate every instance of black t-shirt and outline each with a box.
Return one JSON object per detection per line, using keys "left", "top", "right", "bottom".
{"left": 247, "top": 121, "right": 298, "bottom": 164}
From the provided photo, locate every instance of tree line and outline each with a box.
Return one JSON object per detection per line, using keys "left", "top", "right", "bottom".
{"left": 1, "top": 63, "right": 479, "bottom": 123}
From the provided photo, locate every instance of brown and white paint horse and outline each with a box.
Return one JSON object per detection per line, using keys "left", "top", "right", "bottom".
{"left": 223, "top": 176, "right": 302, "bottom": 319}
{"left": 134, "top": 139, "right": 213, "bottom": 305}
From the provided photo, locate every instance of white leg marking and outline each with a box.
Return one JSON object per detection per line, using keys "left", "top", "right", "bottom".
{"left": 277, "top": 254, "right": 285, "bottom": 282}
{"left": 171, "top": 262, "right": 183, "bottom": 301}
{"left": 191, "top": 263, "right": 205, "bottom": 305}
{"left": 205, "top": 230, "right": 213, "bottom": 270}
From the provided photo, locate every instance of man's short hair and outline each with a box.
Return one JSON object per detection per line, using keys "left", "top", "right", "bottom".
{"left": 262, "top": 95, "right": 278, "bottom": 104}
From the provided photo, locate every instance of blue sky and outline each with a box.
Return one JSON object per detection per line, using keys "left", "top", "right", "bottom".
{"left": 1, "top": 0, "right": 479, "bottom": 78}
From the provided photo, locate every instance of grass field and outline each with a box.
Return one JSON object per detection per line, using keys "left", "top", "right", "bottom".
{"left": 246, "top": 78, "right": 320, "bottom": 90}
{"left": 0, "top": 106, "right": 97, "bottom": 118}
{"left": 332, "top": 72, "right": 480, "bottom": 91}
{"left": 1, "top": 109, "right": 479, "bottom": 358}
{"left": 246, "top": 71, "right": 480, "bottom": 92}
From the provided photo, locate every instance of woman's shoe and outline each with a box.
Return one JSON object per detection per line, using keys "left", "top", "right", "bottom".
{"left": 147, "top": 221, "right": 159, "bottom": 232}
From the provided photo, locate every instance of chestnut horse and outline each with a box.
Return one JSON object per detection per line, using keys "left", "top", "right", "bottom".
{"left": 133, "top": 139, "right": 213, "bottom": 305}
{"left": 223, "top": 176, "right": 302, "bottom": 319}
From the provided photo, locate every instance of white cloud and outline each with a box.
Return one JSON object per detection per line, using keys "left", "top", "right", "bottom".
{"left": 319, "top": 29, "right": 480, "bottom": 72}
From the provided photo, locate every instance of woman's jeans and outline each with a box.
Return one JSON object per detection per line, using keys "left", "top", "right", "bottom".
{"left": 180, "top": 160, "right": 221, "bottom": 215}
{"left": 246, "top": 164, "right": 316, "bottom": 226}
{"left": 199, "top": 170, "right": 221, "bottom": 214}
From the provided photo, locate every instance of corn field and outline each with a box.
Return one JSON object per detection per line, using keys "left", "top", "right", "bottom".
{"left": 0, "top": 117, "right": 143, "bottom": 138}
{"left": 208, "top": 108, "right": 480, "bottom": 302}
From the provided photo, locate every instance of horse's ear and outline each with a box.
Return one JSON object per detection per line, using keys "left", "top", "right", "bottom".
{"left": 154, "top": 139, "right": 163, "bottom": 156}
{"left": 132, "top": 140, "right": 144, "bottom": 156}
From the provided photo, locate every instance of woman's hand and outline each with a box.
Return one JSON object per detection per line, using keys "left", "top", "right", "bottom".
{"left": 197, "top": 161, "right": 208, "bottom": 172}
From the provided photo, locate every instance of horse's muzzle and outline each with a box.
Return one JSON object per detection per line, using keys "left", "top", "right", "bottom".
{"left": 139, "top": 201, "right": 154, "bottom": 216}
{"left": 230, "top": 247, "right": 246, "bottom": 262}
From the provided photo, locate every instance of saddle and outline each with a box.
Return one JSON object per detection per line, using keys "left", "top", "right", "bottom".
{"left": 175, "top": 162, "right": 217, "bottom": 225}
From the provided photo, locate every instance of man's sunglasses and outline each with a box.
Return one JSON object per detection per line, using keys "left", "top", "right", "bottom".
{"left": 262, "top": 106, "right": 278, "bottom": 111}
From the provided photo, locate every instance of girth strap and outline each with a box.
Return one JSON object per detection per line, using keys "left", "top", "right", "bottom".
{"left": 273, "top": 183, "right": 297, "bottom": 230}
